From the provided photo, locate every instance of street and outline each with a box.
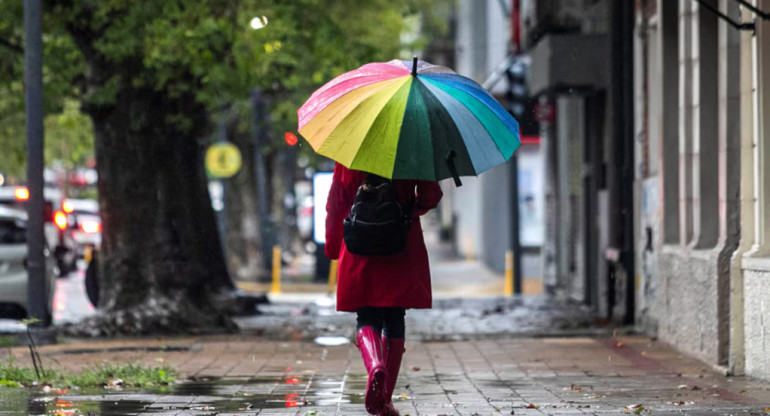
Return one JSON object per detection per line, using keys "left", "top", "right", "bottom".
{"left": 2, "top": 250, "right": 770, "bottom": 415}
{"left": 52, "top": 266, "right": 96, "bottom": 325}
{"left": 3, "top": 327, "right": 770, "bottom": 415}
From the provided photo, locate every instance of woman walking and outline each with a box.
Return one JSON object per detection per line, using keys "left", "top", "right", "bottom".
{"left": 325, "top": 163, "right": 443, "bottom": 416}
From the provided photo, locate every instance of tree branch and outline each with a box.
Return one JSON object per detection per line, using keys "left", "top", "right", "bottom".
{"left": 0, "top": 37, "right": 24, "bottom": 54}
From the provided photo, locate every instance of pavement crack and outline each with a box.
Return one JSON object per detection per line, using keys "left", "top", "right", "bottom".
{"left": 449, "top": 341, "right": 502, "bottom": 414}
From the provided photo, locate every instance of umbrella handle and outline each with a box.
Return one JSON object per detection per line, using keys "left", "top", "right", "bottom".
{"left": 445, "top": 150, "right": 462, "bottom": 187}
{"left": 412, "top": 56, "right": 418, "bottom": 77}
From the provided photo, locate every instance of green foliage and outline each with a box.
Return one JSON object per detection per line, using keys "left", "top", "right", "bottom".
{"left": 44, "top": 100, "right": 94, "bottom": 169}
{"left": 66, "top": 362, "right": 176, "bottom": 388}
{"left": 0, "top": 0, "right": 89, "bottom": 180}
{"left": 0, "top": 378, "right": 21, "bottom": 388}
{"left": 0, "top": 337, "right": 17, "bottom": 348}
{"left": 0, "top": 356, "right": 54, "bottom": 385}
{"left": 0, "top": 356, "right": 177, "bottom": 388}
{"left": 0, "top": 0, "right": 442, "bottom": 178}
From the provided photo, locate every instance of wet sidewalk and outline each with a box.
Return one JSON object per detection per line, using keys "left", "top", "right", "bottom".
{"left": 2, "top": 334, "right": 770, "bottom": 415}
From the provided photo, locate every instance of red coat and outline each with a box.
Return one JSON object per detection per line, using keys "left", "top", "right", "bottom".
{"left": 325, "top": 164, "right": 443, "bottom": 312}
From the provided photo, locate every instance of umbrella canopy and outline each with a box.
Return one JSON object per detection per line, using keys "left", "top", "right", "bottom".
{"left": 298, "top": 58, "right": 520, "bottom": 185}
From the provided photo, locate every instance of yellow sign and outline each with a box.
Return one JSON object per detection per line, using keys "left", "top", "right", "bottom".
{"left": 205, "top": 142, "right": 242, "bottom": 178}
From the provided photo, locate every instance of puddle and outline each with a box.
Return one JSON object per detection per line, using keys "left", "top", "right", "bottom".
{"left": 0, "top": 374, "right": 364, "bottom": 415}
{"left": 313, "top": 297, "right": 335, "bottom": 308}
{"left": 313, "top": 336, "right": 349, "bottom": 346}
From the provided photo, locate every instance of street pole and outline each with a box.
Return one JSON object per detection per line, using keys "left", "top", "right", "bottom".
{"left": 506, "top": 73, "right": 523, "bottom": 295}
{"left": 25, "top": 0, "right": 49, "bottom": 326}
{"left": 508, "top": 0, "right": 523, "bottom": 294}
{"left": 610, "top": 0, "right": 636, "bottom": 324}
{"left": 216, "top": 111, "right": 228, "bottom": 259}
{"left": 619, "top": 0, "right": 636, "bottom": 326}
{"left": 251, "top": 88, "right": 274, "bottom": 276}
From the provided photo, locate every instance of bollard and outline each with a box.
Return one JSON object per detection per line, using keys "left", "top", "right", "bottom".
{"left": 465, "top": 237, "right": 476, "bottom": 262}
{"left": 271, "top": 245, "right": 281, "bottom": 294}
{"left": 327, "top": 260, "right": 338, "bottom": 294}
{"left": 504, "top": 250, "right": 514, "bottom": 296}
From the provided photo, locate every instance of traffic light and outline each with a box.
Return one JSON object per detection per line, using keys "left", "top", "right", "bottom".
{"left": 506, "top": 57, "right": 539, "bottom": 137}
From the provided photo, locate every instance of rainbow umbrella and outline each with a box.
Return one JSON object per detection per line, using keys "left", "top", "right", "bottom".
{"left": 297, "top": 58, "right": 520, "bottom": 186}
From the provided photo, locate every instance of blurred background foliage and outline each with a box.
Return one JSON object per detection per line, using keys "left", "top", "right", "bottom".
{"left": 0, "top": 0, "right": 450, "bottom": 180}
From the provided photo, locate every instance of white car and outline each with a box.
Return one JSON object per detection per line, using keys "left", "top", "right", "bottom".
{"left": 62, "top": 198, "right": 101, "bottom": 262}
{"left": 0, "top": 186, "right": 77, "bottom": 276}
{"left": 0, "top": 205, "right": 55, "bottom": 321}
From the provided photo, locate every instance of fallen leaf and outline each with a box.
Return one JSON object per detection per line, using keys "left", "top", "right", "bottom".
{"left": 624, "top": 404, "right": 646, "bottom": 414}
{"left": 614, "top": 341, "right": 625, "bottom": 348}
{"left": 592, "top": 394, "right": 601, "bottom": 399}
{"left": 410, "top": 366, "right": 421, "bottom": 371}
{"left": 640, "top": 351, "right": 648, "bottom": 356}
{"left": 677, "top": 385, "right": 689, "bottom": 390}
{"left": 525, "top": 403, "right": 539, "bottom": 409}
{"left": 106, "top": 378, "right": 124, "bottom": 389}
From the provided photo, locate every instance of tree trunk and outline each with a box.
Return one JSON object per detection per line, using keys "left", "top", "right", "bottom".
{"left": 83, "top": 82, "right": 237, "bottom": 335}
{"left": 270, "top": 148, "right": 300, "bottom": 256}
{"left": 225, "top": 120, "right": 266, "bottom": 282}
{"left": 54, "top": 2, "right": 267, "bottom": 335}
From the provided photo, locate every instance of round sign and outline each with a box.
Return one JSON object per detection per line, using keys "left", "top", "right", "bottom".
{"left": 205, "top": 142, "right": 242, "bottom": 178}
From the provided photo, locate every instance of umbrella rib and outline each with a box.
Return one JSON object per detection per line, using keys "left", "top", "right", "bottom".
{"left": 422, "top": 73, "right": 520, "bottom": 137}
{"left": 412, "top": 79, "right": 478, "bottom": 179}
{"left": 349, "top": 78, "right": 413, "bottom": 178}
{"left": 392, "top": 78, "right": 437, "bottom": 181}
{"left": 299, "top": 75, "right": 408, "bottom": 131}
{"left": 419, "top": 80, "right": 506, "bottom": 175}
{"left": 422, "top": 77, "right": 519, "bottom": 161}
{"left": 299, "top": 77, "right": 408, "bottom": 151}
{"left": 315, "top": 77, "right": 412, "bottom": 168}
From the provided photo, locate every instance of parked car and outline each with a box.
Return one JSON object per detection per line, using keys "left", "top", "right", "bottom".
{"left": 0, "top": 205, "right": 55, "bottom": 321}
{"left": 61, "top": 198, "right": 101, "bottom": 265}
{"left": 0, "top": 186, "right": 77, "bottom": 276}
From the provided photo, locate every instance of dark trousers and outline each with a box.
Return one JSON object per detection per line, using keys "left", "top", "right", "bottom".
{"left": 356, "top": 307, "right": 406, "bottom": 338}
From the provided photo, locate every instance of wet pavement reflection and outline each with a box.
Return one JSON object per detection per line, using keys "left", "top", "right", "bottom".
{"left": 0, "top": 374, "right": 366, "bottom": 415}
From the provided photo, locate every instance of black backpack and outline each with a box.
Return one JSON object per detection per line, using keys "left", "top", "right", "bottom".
{"left": 343, "top": 174, "right": 412, "bottom": 256}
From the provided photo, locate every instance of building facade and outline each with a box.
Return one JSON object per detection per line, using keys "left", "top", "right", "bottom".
{"left": 447, "top": 0, "right": 770, "bottom": 381}
{"left": 523, "top": 0, "right": 638, "bottom": 321}
{"left": 634, "top": 0, "right": 770, "bottom": 380}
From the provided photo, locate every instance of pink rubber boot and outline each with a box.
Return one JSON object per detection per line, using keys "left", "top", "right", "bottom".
{"left": 357, "top": 327, "right": 387, "bottom": 414}
{"left": 379, "top": 335, "right": 405, "bottom": 416}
